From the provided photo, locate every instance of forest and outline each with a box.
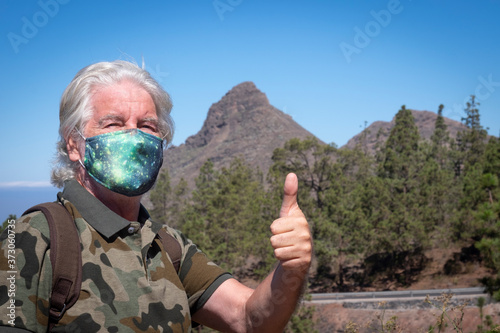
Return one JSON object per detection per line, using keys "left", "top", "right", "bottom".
{"left": 149, "top": 96, "right": 500, "bottom": 302}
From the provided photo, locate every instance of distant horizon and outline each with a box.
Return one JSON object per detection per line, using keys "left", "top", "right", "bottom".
{"left": 0, "top": 186, "right": 60, "bottom": 220}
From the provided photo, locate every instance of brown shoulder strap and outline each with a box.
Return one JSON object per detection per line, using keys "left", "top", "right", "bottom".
{"left": 23, "top": 202, "right": 82, "bottom": 327}
{"left": 156, "top": 228, "right": 182, "bottom": 273}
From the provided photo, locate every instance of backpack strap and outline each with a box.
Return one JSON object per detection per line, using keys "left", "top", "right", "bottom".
{"left": 156, "top": 228, "right": 182, "bottom": 273}
{"left": 23, "top": 202, "right": 82, "bottom": 328}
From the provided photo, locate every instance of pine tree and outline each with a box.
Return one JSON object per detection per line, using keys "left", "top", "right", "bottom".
{"left": 150, "top": 169, "right": 189, "bottom": 229}
{"left": 418, "top": 105, "right": 458, "bottom": 246}
{"left": 182, "top": 158, "right": 272, "bottom": 278}
{"left": 380, "top": 105, "right": 420, "bottom": 182}
{"left": 150, "top": 169, "right": 172, "bottom": 224}
{"left": 169, "top": 178, "right": 189, "bottom": 228}
{"left": 316, "top": 148, "right": 372, "bottom": 289}
{"left": 270, "top": 137, "right": 375, "bottom": 289}
{"left": 375, "top": 106, "right": 427, "bottom": 284}
{"left": 181, "top": 160, "right": 218, "bottom": 253}
{"left": 475, "top": 137, "right": 500, "bottom": 303}
{"left": 483, "top": 137, "right": 500, "bottom": 179}
{"left": 430, "top": 104, "right": 450, "bottom": 168}
{"left": 456, "top": 95, "right": 488, "bottom": 172}
{"left": 453, "top": 96, "right": 489, "bottom": 240}
{"left": 269, "top": 136, "right": 337, "bottom": 211}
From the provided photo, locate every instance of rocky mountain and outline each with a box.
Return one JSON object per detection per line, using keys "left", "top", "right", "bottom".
{"left": 162, "top": 82, "right": 470, "bottom": 190}
{"left": 162, "top": 81, "right": 317, "bottom": 187}
{"left": 343, "top": 110, "right": 467, "bottom": 154}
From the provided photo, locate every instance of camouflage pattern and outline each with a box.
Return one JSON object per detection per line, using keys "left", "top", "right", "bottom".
{"left": 0, "top": 180, "right": 231, "bottom": 332}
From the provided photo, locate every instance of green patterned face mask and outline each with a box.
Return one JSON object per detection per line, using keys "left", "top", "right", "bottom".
{"left": 78, "top": 129, "right": 164, "bottom": 197}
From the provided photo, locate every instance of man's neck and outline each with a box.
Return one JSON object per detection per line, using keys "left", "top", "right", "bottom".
{"left": 77, "top": 172, "right": 142, "bottom": 222}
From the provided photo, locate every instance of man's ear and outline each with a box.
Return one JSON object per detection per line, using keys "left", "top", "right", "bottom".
{"left": 67, "top": 134, "right": 83, "bottom": 162}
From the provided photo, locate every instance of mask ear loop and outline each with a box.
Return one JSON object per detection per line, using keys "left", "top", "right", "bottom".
{"left": 73, "top": 127, "right": 87, "bottom": 169}
{"left": 74, "top": 127, "right": 87, "bottom": 140}
{"left": 160, "top": 131, "right": 170, "bottom": 149}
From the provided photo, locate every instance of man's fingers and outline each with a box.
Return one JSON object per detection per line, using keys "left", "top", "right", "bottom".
{"left": 280, "top": 173, "right": 299, "bottom": 218}
{"left": 270, "top": 215, "right": 304, "bottom": 235}
{"left": 270, "top": 217, "right": 311, "bottom": 246}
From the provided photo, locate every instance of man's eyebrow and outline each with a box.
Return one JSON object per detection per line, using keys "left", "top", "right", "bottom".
{"left": 140, "top": 117, "right": 160, "bottom": 123}
{"left": 97, "top": 114, "right": 124, "bottom": 126}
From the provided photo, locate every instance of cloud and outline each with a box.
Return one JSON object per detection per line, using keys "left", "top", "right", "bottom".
{"left": 0, "top": 181, "right": 53, "bottom": 188}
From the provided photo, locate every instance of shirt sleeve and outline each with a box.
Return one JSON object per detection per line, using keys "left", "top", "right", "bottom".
{"left": 0, "top": 212, "right": 52, "bottom": 332}
{"left": 168, "top": 228, "right": 233, "bottom": 314}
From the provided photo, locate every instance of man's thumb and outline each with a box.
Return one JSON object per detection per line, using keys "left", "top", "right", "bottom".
{"left": 280, "top": 173, "right": 299, "bottom": 218}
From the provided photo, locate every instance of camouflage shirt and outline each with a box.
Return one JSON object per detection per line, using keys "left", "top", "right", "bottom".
{"left": 0, "top": 180, "right": 232, "bottom": 332}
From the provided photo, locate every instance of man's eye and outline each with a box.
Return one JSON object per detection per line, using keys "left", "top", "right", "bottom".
{"left": 142, "top": 124, "right": 158, "bottom": 132}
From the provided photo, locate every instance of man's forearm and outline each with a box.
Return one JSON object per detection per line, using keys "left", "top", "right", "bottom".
{"left": 244, "top": 263, "right": 308, "bottom": 332}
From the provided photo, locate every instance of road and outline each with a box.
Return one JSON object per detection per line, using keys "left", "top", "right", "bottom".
{"left": 309, "top": 287, "right": 489, "bottom": 305}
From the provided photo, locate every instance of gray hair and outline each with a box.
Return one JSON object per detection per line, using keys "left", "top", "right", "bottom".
{"left": 51, "top": 60, "right": 174, "bottom": 188}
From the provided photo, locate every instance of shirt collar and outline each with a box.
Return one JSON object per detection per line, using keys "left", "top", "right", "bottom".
{"left": 61, "top": 180, "right": 152, "bottom": 239}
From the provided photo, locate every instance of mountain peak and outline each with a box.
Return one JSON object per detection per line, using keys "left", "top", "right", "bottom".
{"left": 163, "top": 82, "right": 316, "bottom": 188}
{"left": 216, "top": 81, "right": 270, "bottom": 113}
{"left": 185, "top": 82, "right": 271, "bottom": 148}
{"left": 224, "top": 81, "right": 266, "bottom": 99}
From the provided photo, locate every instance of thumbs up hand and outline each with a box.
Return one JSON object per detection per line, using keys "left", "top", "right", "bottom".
{"left": 270, "top": 173, "right": 312, "bottom": 274}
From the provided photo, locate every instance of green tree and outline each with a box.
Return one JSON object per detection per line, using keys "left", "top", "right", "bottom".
{"left": 150, "top": 169, "right": 189, "bottom": 229}
{"left": 315, "top": 148, "right": 372, "bottom": 289}
{"left": 483, "top": 137, "right": 500, "bottom": 181}
{"left": 269, "top": 136, "right": 337, "bottom": 212}
{"left": 474, "top": 141, "right": 500, "bottom": 295}
{"left": 150, "top": 169, "right": 172, "bottom": 223}
{"left": 430, "top": 104, "right": 450, "bottom": 168}
{"left": 456, "top": 95, "right": 488, "bottom": 173}
{"left": 170, "top": 178, "right": 189, "bottom": 226}
{"left": 182, "top": 158, "right": 272, "bottom": 278}
{"left": 375, "top": 106, "right": 427, "bottom": 284}
{"left": 453, "top": 97, "right": 490, "bottom": 240}
{"left": 418, "top": 106, "right": 459, "bottom": 246}
{"left": 270, "top": 137, "right": 375, "bottom": 289}
{"left": 418, "top": 146, "right": 456, "bottom": 243}
{"left": 379, "top": 105, "right": 420, "bottom": 181}
{"left": 181, "top": 160, "right": 218, "bottom": 252}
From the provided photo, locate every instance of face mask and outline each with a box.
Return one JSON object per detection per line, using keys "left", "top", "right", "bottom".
{"left": 77, "top": 128, "right": 164, "bottom": 197}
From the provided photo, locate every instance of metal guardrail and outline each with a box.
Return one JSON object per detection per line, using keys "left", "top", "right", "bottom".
{"left": 310, "top": 287, "right": 487, "bottom": 302}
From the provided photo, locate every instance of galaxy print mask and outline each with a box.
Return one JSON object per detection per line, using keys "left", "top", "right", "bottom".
{"left": 78, "top": 128, "right": 163, "bottom": 197}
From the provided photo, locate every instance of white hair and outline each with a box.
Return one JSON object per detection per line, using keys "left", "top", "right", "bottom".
{"left": 51, "top": 60, "right": 174, "bottom": 188}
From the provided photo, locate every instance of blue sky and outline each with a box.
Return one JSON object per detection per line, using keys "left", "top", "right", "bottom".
{"left": 1, "top": 0, "right": 500, "bottom": 216}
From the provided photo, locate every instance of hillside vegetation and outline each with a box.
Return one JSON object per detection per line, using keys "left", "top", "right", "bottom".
{"left": 151, "top": 97, "right": 500, "bottom": 301}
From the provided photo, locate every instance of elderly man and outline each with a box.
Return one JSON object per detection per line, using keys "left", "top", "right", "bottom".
{"left": 0, "top": 61, "right": 312, "bottom": 332}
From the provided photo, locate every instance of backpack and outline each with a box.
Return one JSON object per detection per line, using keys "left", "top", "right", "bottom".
{"left": 23, "top": 202, "right": 182, "bottom": 330}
